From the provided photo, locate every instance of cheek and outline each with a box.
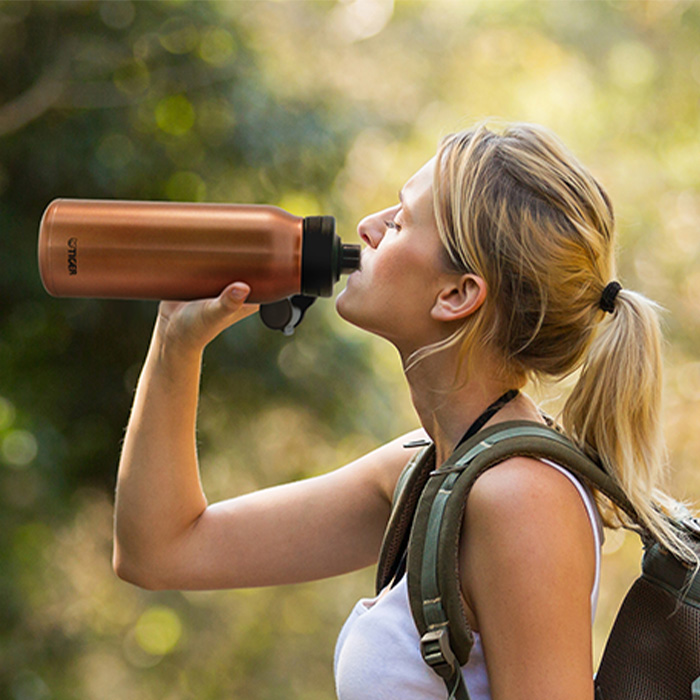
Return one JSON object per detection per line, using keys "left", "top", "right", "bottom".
{"left": 367, "top": 243, "right": 405, "bottom": 280}
{"left": 336, "top": 242, "right": 440, "bottom": 328}
{"left": 374, "top": 245, "right": 436, "bottom": 296}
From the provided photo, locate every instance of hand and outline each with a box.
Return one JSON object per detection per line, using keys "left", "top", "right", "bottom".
{"left": 156, "top": 283, "right": 260, "bottom": 355}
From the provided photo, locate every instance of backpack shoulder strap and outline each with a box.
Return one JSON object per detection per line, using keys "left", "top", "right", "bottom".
{"left": 375, "top": 441, "right": 435, "bottom": 594}
{"left": 406, "top": 420, "right": 638, "bottom": 698}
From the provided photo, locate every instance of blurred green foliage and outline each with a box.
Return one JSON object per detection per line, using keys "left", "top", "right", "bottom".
{"left": 1, "top": 1, "right": 699, "bottom": 698}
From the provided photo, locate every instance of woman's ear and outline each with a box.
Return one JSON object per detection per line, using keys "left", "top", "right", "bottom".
{"left": 430, "top": 273, "right": 487, "bottom": 323}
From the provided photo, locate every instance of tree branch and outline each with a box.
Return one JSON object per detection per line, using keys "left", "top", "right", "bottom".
{"left": 0, "top": 52, "right": 71, "bottom": 138}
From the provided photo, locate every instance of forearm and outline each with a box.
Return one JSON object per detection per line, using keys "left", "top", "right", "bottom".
{"left": 113, "top": 316, "right": 208, "bottom": 584}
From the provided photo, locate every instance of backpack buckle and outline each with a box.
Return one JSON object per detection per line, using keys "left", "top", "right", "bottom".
{"left": 420, "top": 628, "right": 459, "bottom": 679}
{"left": 403, "top": 438, "right": 432, "bottom": 448}
{"left": 682, "top": 517, "right": 700, "bottom": 538}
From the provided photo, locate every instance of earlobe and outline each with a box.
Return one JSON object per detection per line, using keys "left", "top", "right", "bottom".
{"left": 430, "top": 274, "right": 487, "bottom": 323}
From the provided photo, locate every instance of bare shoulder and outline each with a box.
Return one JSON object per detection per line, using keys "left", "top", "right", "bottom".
{"left": 465, "top": 454, "right": 595, "bottom": 535}
{"left": 460, "top": 455, "right": 597, "bottom": 624}
{"left": 459, "top": 456, "right": 598, "bottom": 697}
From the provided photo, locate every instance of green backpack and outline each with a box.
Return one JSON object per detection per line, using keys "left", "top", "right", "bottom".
{"left": 375, "top": 420, "right": 700, "bottom": 700}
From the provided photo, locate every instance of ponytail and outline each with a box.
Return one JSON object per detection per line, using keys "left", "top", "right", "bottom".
{"left": 562, "top": 289, "right": 696, "bottom": 564}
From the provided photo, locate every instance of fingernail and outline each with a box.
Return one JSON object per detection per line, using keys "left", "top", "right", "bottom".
{"left": 230, "top": 285, "right": 248, "bottom": 300}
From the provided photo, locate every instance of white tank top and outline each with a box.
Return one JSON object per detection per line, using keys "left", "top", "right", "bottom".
{"left": 334, "top": 460, "right": 604, "bottom": 700}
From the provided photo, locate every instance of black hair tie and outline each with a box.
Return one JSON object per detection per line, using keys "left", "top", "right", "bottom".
{"left": 599, "top": 281, "right": 622, "bottom": 314}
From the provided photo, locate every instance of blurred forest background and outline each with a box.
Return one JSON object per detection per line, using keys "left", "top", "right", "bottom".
{"left": 1, "top": 0, "right": 699, "bottom": 698}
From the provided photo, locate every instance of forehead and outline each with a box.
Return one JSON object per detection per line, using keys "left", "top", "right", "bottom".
{"left": 401, "top": 157, "right": 459, "bottom": 270}
{"left": 402, "top": 158, "right": 435, "bottom": 205}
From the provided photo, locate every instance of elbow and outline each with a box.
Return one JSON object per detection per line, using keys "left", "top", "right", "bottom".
{"left": 112, "top": 544, "right": 166, "bottom": 591}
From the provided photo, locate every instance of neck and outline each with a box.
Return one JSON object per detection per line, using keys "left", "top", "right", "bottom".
{"left": 400, "top": 346, "right": 541, "bottom": 465}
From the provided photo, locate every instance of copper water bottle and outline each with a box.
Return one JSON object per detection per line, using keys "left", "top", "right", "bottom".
{"left": 37, "top": 199, "right": 360, "bottom": 304}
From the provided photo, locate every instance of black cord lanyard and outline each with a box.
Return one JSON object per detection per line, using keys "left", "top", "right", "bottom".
{"left": 454, "top": 388, "right": 520, "bottom": 449}
{"left": 390, "top": 389, "right": 519, "bottom": 588}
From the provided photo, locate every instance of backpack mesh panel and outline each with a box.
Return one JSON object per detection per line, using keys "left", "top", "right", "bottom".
{"left": 595, "top": 576, "right": 700, "bottom": 700}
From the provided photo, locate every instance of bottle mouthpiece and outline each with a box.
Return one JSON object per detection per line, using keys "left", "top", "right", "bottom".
{"left": 340, "top": 243, "right": 361, "bottom": 274}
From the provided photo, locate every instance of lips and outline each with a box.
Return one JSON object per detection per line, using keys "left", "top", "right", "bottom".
{"left": 357, "top": 247, "right": 367, "bottom": 271}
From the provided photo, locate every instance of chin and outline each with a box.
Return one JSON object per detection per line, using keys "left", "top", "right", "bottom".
{"left": 334, "top": 287, "right": 363, "bottom": 326}
{"left": 335, "top": 288, "right": 359, "bottom": 326}
{"left": 336, "top": 296, "right": 395, "bottom": 347}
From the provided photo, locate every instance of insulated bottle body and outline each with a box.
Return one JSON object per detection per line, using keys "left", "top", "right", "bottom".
{"left": 38, "top": 199, "right": 306, "bottom": 304}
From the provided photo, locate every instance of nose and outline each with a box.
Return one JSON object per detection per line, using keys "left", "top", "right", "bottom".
{"left": 357, "top": 206, "right": 395, "bottom": 248}
{"left": 357, "top": 214, "right": 383, "bottom": 248}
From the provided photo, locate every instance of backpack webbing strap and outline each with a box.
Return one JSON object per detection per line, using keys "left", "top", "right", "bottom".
{"left": 415, "top": 464, "right": 472, "bottom": 700}
{"left": 375, "top": 443, "right": 435, "bottom": 594}
{"left": 406, "top": 420, "right": 639, "bottom": 698}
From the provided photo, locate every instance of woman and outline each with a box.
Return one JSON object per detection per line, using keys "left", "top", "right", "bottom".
{"left": 113, "top": 122, "right": 692, "bottom": 700}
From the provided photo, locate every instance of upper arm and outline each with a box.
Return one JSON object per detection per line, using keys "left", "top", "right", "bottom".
{"left": 460, "top": 458, "right": 597, "bottom": 700}
{"left": 131, "top": 427, "right": 428, "bottom": 590}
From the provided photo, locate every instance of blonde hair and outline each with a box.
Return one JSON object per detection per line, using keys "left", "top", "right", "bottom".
{"left": 416, "top": 120, "right": 694, "bottom": 562}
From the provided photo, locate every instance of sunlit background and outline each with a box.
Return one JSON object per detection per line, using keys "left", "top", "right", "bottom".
{"left": 1, "top": 1, "right": 699, "bottom": 698}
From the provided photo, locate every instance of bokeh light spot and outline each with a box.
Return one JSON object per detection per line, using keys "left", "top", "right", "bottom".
{"left": 0, "top": 397, "right": 16, "bottom": 431}
{"left": 608, "top": 41, "right": 657, "bottom": 87}
{"left": 155, "top": 95, "right": 196, "bottom": 136}
{"left": 159, "top": 17, "right": 199, "bottom": 54}
{"left": 2, "top": 430, "right": 38, "bottom": 469}
{"left": 199, "top": 27, "right": 237, "bottom": 66}
{"left": 134, "top": 607, "right": 183, "bottom": 656}
{"left": 99, "top": 1, "right": 135, "bottom": 30}
{"left": 329, "top": 0, "right": 395, "bottom": 43}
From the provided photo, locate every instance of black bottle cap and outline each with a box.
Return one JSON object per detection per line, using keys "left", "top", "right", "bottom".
{"left": 301, "top": 216, "right": 361, "bottom": 297}
{"left": 300, "top": 216, "right": 334, "bottom": 297}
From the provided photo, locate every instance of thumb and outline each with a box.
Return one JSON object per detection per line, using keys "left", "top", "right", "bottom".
{"left": 222, "top": 282, "right": 252, "bottom": 307}
{"left": 207, "top": 282, "right": 259, "bottom": 325}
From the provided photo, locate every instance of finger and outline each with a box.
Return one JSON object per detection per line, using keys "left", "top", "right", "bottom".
{"left": 206, "top": 283, "right": 258, "bottom": 325}
{"left": 226, "top": 282, "right": 251, "bottom": 304}
{"left": 220, "top": 282, "right": 252, "bottom": 310}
